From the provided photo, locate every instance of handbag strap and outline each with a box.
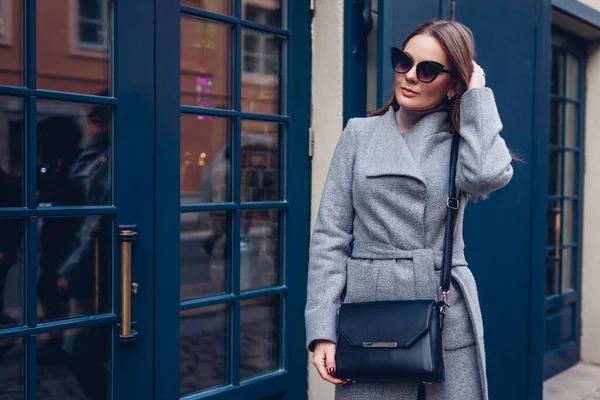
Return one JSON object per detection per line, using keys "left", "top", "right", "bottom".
{"left": 440, "top": 131, "right": 461, "bottom": 298}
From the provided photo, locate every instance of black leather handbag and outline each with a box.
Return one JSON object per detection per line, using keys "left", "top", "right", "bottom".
{"left": 334, "top": 132, "right": 461, "bottom": 385}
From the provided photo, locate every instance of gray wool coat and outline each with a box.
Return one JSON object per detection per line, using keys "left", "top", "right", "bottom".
{"left": 305, "top": 88, "right": 513, "bottom": 400}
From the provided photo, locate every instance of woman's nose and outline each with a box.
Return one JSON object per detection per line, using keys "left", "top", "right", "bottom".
{"left": 405, "top": 64, "right": 418, "bottom": 83}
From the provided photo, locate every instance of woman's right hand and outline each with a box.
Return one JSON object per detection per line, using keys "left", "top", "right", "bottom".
{"left": 311, "top": 340, "right": 345, "bottom": 385}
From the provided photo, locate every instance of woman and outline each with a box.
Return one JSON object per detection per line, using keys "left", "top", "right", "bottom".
{"left": 304, "top": 20, "right": 513, "bottom": 400}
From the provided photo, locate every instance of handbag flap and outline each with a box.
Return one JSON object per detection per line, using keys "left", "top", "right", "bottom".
{"left": 337, "top": 300, "right": 435, "bottom": 349}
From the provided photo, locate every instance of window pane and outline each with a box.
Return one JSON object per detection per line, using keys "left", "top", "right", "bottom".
{"left": 37, "top": 0, "right": 111, "bottom": 94}
{"left": 563, "top": 151, "right": 577, "bottom": 197}
{"left": 181, "top": 17, "right": 231, "bottom": 109}
{"left": 241, "top": 30, "right": 282, "bottom": 114}
{"left": 0, "top": 96, "right": 23, "bottom": 207}
{"left": 38, "top": 325, "right": 111, "bottom": 399}
{"left": 241, "top": 120, "right": 281, "bottom": 202}
{"left": 37, "top": 101, "right": 112, "bottom": 207}
{"left": 547, "top": 201, "right": 560, "bottom": 250}
{"left": 551, "top": 48, "right": 564, "bottom": 96}
{"left": 565, "top": 52, "right": 580, "bottom": 99}
{"left": 180, "top": 305, "right": 229, "bottom": 395}
{"left": 180, "top": 211, "right": 229, "bottom": 300}
{"left": 0, "top": 218, "right": 23, "bottom": 328}
{"left": 243, "top": 1, "right": 282, "bottom": 28}
{"left": 180, "top": 115, "right": 231, "bottom": 204}
{"left": 546, "top": 257, "right": 559, "bottom": 296}
{"left": 562, "top": 200, "right": 575, "bottom": 246}
{"left": 240, "top": 209, "right": 280, "bottom": 291}
{"left": 181, "top": 0, "right": 232, "bottom": 15}
{"left": 561, "top": 247, "right": 574, "bottom": 291}
{"left": 37, "top": 216, "right": 112, "bottom": 322}
{"left": 548, "top": 151, "right": 561, "bottom": 196}
{"left": 565, "top": 103, "right": 578, "bottom": 148}
{"left": 0, "top": 0, "right": 24, "bottom": 86}
{"left": 549, "top": 101, "right": 562, "bottom": 146}
{"left": 0, "top": 338, "right": 23, "bottom": 398}
{"left": 240, "top": 296, "right": 280, "bottom": 379}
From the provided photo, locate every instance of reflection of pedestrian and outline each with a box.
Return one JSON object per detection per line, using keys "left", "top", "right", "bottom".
{"left": 0, "top": 168, "right": 22, "bottom": 327}
{"left": 56, "top": 94, "right": 111, "bottom": 400}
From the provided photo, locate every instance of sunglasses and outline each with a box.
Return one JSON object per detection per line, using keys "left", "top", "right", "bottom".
{"left": 391, "top": 47, "right": 455, "bottom": 83}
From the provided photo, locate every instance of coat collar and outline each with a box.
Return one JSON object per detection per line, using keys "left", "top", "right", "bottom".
{"left": 364, "top": 107, "right": 451, "bottom": 185}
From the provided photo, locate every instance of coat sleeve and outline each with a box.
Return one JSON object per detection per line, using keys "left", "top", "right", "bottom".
{"left": 456, "top": 87, "right": 514, "bottom": 197}
{"left": 305, "top": 119, "right": 357, "bottom": 352}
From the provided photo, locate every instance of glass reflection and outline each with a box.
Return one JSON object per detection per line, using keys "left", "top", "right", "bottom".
{"left": 0, "top": 96, "right": 23, "bottom": 207}
{"left": 0, "top": 0, "right": 24, "bottom": 86}
{"left": 180, "top": 306, "right": 229, "bottom": 395}
{"left": 241, "top": 29, "right": 282, "bottom": 114}
{"left": 0, "top": 218, "right": 23, "bottom": 328}
{"left": 180, "top": 115, "right": 231, "bottom": 204}
{"left": 181, "top": 17, "right": 231, "bottom": 109}
{"left": 0, "top": 338, "right": 23, "bottom": 399}
{"left": 37, "top": 100, "right": 112, "bottom": 207}
{"left": 241, "top": 120, "right": 280, "bottom": 202}
{"left": 240, "top": 296, "right": 279, "bottom": 379}
{"left": 180, "top": 211, "right": 228, "bottom": 300}
{"left": 181, "top": 0, "right": 232, "bottom": 15}
{"left": 240, "top": 209, "right": 280, "bottom": 291}
{"left": 37, "top": 325, "right": 110, "bottom": 400}
{"left": 37, "top": 0, "right": 111, "bottom": 95}
{"left": 37, "top": 216, "right": 112, "bottom": 323}
{"left": 242, "top": 0, "right": 282, "bottom": 28}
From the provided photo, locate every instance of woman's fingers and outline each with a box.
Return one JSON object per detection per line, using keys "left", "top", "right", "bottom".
{"left": 311, "top": 347, "right": 345, "bottom": 385}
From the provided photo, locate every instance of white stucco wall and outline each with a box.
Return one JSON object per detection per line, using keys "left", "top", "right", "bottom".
{"left": 581, "top": 39, "right": 600, "bottom": 365}
{"left": 579, "top": 0, "right": 600, "bottom": 10}
{"left": 308, "top": 0, "right": 345, "bottom": 399}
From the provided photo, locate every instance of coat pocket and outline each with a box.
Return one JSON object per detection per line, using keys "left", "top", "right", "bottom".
{"left": 343, "top": 258, "right": 379, "bottom": 304}
{"left": 442, "top": 278, "right": 477, "bottom": 350}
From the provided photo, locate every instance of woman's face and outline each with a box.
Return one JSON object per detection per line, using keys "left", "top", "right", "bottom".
{"left": 395, "top": 34, "right": 456, "bottom": 111}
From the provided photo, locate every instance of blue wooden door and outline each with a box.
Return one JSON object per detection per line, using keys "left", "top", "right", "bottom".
{"left": 153, "top": 1, "right": 311, "bottom": 399}
{"left": 0, "top": 0, "right": 155, "bottom": 399}
{"left": 543, "top": 27, "right": 586, "bottom": 379}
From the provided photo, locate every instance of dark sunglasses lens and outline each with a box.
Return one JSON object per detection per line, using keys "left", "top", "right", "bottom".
{"left": 392, "top": 49, "right": 412, "bottom": 73}
{"left": 417, "top": 62, "right": 443, "bottom": 83}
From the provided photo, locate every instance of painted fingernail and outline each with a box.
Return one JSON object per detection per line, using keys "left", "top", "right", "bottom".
{"left": 329, "top": 367, "right": 335, "bottom": 375}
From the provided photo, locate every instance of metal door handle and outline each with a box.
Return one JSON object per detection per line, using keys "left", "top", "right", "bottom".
{"left": 119, "top": 225, "right": 138, "bottom": 342}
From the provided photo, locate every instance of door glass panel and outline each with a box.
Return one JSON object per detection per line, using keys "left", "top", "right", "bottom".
{"left": 0, "top": 218, "right": 23, "bottom": 328}
{"left": 547, "top": 201, "right": 560, "bottom": 252}
{"left": 565, "top": 103, "right": 578, "bottom": 148}
{"left": 180, "top": 17, "right": 231, "bottom": 109}
{"left": 546, "top": 256, "right": 559, "bottom": 296}
{"left": 180, "top": 305, "right": 229, "bottom": 395}
{"left": 562, "top": 200, "right": 575, "bottom": 246}
{"left": 242, "top": 0, "right": 282, "bottom": 28}
{"left": 0, "top": 0, "right": 23, "bottom": 86}
{"left": 37, "top": 216, "right": 112, "bottom": 322}
{"left": 548, "top": 151, "right": 561, "bottom": 196}
{"left": 241, "top": 29, "right": 282, "bottom": 114}
{"left": 180, "top": 211, "right": 229, "bottom": 300}
{"left": 0, "top": 337, "right": 23, "bottom": 398}
{"left": 562, "top": 247, "right": 574, "bottom": 291}
{"left": 180, "top": 115, "right": 231, "bottom": 204}
{"left": 0, "top": 96, "right": 23, "bottom": 207}
{"left": 241, "top": 120, "right": 281, "bottom": 202}
{"left": 565, "top": 52, "right": 579, "bottom": 99}
{"left": 37, "top": 325, "right": 111, "bottom": 400}
{"left": 181, "top": 0, "right": 232, "bottom": 15}
{"left": 240, "top": 209, "right": 280, "bottom": 291}
{"left": 563, "top": 151, "right": 576, "bottom": 196}
{"left": 240, "top": 295, "right": 280, "bottom": 379}
{"left": 549, "top": 101, "right": 562, "bottom": 146}
{"left": 37, "top": 0, "right": 111, "bottom": 95}
{"left": 551, "top": 47, "right": 564, "bottom": 96}
{"left": 37, "top": 101, "right": 112, "bottom": 207}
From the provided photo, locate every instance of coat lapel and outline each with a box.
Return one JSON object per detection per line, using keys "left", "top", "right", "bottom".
{"left": 363, "top": 107, "right": 450, "bottom": 186}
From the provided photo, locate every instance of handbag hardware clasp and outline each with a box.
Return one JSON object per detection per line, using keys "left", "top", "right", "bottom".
{"left": 362, "top": 342, "right": 398, "bottom": 348}
{"left": 439, "top": 287, "right": 450, "bottom": 314}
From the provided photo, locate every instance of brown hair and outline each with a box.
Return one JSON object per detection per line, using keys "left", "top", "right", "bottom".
{"left": 371, "top": 20, "right": 475, "bottom": 132}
